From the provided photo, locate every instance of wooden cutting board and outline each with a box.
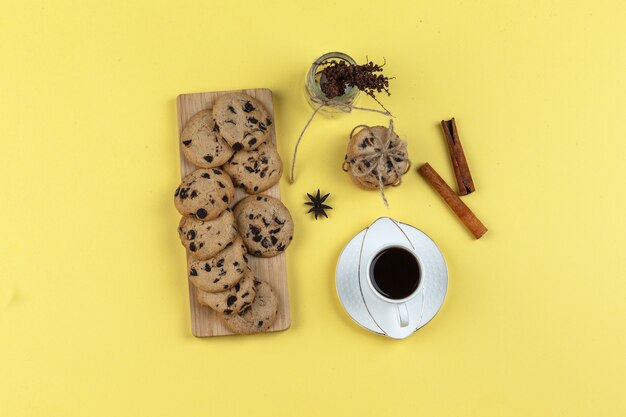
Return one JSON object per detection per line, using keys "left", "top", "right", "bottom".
{"left": 176, "top": 88, "right": 291, "bottom": 337}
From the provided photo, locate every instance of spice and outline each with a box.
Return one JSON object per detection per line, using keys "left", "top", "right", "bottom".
{"left": 319, "top": 59, "right": 392, "bottom": 112}
{"left": 441, "top": 118, "right": 475, "bottom": 195}
{"left": 305, "top": 189, "right": 332, "bottom": 219}
{"left": 418, "top": 163, "right": 487, "bottom": 239}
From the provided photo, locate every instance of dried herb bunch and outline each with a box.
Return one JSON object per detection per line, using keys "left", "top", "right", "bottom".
{"left": 319, "top": 58, "right": 392, "bottom": 109}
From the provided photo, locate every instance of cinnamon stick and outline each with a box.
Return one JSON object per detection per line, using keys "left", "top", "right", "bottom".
{"left": 418, "top": 163, "right": 487, "bottom": 239}
{"left": 441, "top": 118, "right": 475, "bottom": 195}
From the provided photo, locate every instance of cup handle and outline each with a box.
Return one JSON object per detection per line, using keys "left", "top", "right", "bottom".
{"left": 396, "top": 303, "right": 410, "bottom": 328}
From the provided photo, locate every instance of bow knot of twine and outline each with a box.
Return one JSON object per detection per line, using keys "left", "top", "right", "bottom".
{"left": 342, "top": 120, "right": 410, "bottom": 207}
{"left": 309, "top": 96, "right": 364, "bottom": 113}
{"left": 289, "top": 97, "right": 393, "bottom": 184}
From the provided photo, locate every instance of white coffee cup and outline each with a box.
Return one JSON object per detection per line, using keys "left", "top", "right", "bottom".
{"left": 336, "top": 217, "right": 447, "bottom": 339}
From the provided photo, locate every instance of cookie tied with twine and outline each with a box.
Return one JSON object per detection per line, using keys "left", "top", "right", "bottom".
{"left": 342, "top": 120, "right": 410, "bottom": 207}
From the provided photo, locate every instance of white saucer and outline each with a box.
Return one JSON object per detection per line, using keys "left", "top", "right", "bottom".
{"left": 335, "top": 217, "right": 448, "bottom": 339}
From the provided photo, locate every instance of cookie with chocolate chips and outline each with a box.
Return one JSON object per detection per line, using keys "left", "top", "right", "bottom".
{"left": 221, "top": 280, "right": 278, "bottom": 335}
{"left": 196, "top": 268, "right": 256, "bottom": 316}
{"left": 188, "top": 235, "right": 248, "bottom": 292}
{"left": 233, "top": 194, "right": 293, "bottom": 258}
{"left": 174, "top": 168, "right": 234, "bottom": 221}
{"left": 180, "top": 109, "right": 234, "bottom": 168}
{"left": 223, "top": 142, "right": 283, "bottom": 194}
{"left": 212, "top": 93, "right": 272, "bottom": 151}
{"left": 178, "top": 209, "right": 237, "bottom": 260}
{"left": 344, "top": 125, "right": 410, "bottom": 190}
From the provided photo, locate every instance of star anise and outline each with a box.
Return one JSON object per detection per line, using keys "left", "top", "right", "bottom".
{"left": 305, "top": 189, "right": 332, "bottom": 220}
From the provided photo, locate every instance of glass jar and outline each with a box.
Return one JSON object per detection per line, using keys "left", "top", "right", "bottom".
{"left": 304, "top": 51, "right": 360, "bottom": 118}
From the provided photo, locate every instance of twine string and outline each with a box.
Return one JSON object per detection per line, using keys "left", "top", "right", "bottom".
{"left": 289, "top": 96, "right": 393, "bottom": 184}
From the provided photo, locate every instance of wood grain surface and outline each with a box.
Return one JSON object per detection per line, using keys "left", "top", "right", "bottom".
{"left": 176, "top": 88, "right": 291, "bottom": 337}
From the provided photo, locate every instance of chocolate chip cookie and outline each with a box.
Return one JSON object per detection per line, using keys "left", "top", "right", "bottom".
{"left": 174, "top": 168, "right": 234, "bottom": 220}
{"left": 212, "top": 93, "right": 272, "bottom": 151}
{"left": 221, "top": 280, "right": 278, "bottom": 334}
{"left": 196, "top": 268, "right": 256, "bottom": 316}
{"left": 344, "top": 125, "right": 410, "bottom": 190}
{"left": 188, "top": 235, "right": 248, "bottom": 292}
{"left": 178, "top": 209, "right": 238, "bottom": 260}
{"left": 223, "top": 142, "right": 283, "bottom": 194}
{"left": 180, "top": 109, "right": 234, "bottom": 168}
{"left": 233, "top": 195, "right": 293, "bottom": 258}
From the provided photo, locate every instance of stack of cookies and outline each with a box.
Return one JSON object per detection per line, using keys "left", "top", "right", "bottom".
{"left": 174, "top": 93, "right": 293, "bottom": 335}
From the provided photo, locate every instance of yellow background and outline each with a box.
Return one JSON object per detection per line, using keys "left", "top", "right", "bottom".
{"left": 1, "top": 0, "right": 625, "bottom": 416}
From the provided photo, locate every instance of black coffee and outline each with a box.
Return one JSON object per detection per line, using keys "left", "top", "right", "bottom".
{"left": 370, "top": 247, "right": 420, "bottom": 300}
